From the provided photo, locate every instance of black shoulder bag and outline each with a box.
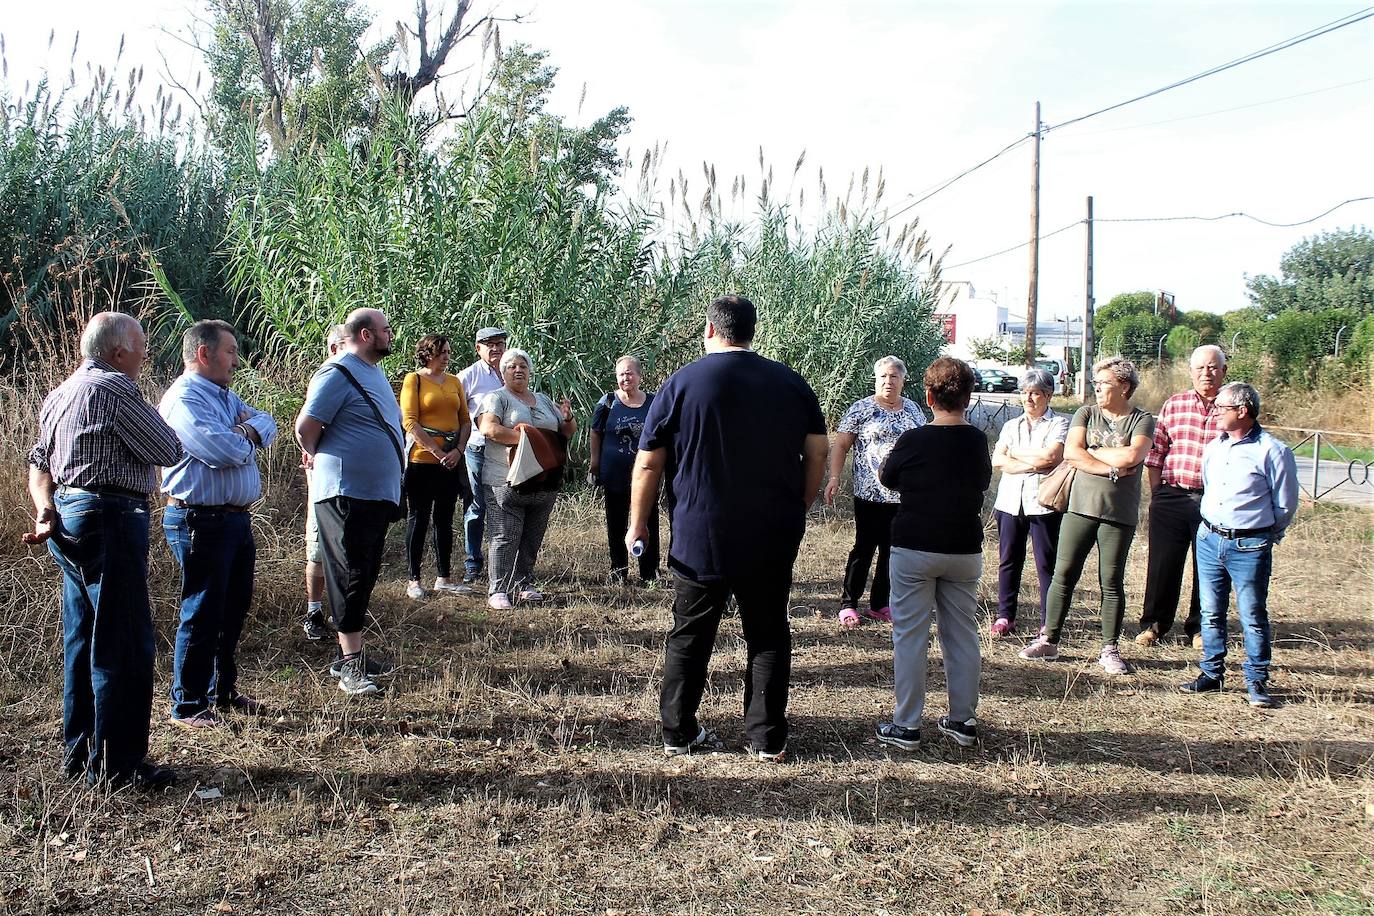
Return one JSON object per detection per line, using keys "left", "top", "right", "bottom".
{"left": 328, "top": 363, "right": 408, "bottom": 523}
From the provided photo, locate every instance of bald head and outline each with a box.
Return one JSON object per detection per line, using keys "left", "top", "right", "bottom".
{"left": 343, "top": 308, "right": 393, "bottom": 365}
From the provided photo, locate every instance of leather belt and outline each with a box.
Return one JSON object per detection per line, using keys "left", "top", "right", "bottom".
{"left": 1166, "top": 483, "right": 1204, "bottom": 495}
{"left": 1201, "top": 518, "right": 1271, "bottom": 539}
{"left": 57, "top": 484, "right": 148, "bottom": 501}
{"left": 166, "top": 497, "right": 252, "bottom": 513}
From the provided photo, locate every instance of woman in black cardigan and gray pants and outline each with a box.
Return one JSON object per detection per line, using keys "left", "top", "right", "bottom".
{"left": 875, "top": 357, "right": 992, "bottom": 751}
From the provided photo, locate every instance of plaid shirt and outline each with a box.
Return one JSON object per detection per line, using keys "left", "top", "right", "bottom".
{"left": 29, "top": 358, "right": 184, "bottom": 493}
{"left": 1145, "top": 389, "right": 1222, "bottom": 490}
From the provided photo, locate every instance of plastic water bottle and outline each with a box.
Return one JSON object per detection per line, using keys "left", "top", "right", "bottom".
{"left": 630, "top": 539, "right": 645, "bottom": 558}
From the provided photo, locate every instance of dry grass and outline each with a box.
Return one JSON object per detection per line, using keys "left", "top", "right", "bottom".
{"left": 1, "top": 375, "right": 1372, "bottom": 915}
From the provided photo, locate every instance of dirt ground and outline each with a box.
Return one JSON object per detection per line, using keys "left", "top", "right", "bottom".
{"left": 2, "top": 492, "right": 1371, "bottom": 915}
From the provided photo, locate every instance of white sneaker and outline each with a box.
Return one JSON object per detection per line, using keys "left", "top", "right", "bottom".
{"left": 405, "top": 583, "right": 425, "bottom": 600}
{"left": 433, "top": 579, "right": 473, "bottom": 595}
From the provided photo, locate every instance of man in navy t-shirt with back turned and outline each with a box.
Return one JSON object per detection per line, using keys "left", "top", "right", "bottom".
{"left": 627, "top": 295, "right": 828, "bottom": 761}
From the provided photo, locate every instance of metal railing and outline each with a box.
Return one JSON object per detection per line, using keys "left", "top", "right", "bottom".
{"left": 1267, "top": 426, "right": 1374, "bottom": 504}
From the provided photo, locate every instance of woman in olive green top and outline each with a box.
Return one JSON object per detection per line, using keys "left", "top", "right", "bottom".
{"left": 1020, "top": 356, "right": 1155, "bottom": 674}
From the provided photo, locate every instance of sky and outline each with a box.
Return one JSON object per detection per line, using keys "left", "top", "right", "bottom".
{"left": 3, "top": 1, "right": 1372, "bottom": 320}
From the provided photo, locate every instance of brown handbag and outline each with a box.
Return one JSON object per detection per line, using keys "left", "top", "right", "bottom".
{"left": 1035, "top": 461, "right": 1076, "bottom": 513}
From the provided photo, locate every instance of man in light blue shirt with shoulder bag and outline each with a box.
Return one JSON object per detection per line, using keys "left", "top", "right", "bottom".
{"left": 1179, "top": 381, "right": 1298, "bottom": 708}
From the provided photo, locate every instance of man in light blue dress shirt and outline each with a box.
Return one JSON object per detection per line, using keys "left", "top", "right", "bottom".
{"left": 160, "top": 321, "right": 278, "bottom": 727}
{"left": 1180, "top": 381, "right": 1297, "bottom": 709}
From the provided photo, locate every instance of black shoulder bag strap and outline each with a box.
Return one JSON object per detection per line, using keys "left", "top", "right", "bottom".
{"left": 328, "top": 363, "right": 406, "bottom": 475}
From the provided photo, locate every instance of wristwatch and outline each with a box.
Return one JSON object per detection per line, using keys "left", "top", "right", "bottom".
{"left": 1108, "top": 466, "right": 1119, "bottom": 483}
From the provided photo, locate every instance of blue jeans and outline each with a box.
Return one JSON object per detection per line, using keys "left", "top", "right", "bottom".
{"left": 463, "top": 445, "right": 486, "bottom": 578}
{"left": 1195, "top": 527, "right": 1273, "bottom": 684}
{"left": 48, "top": 489, "right": 155, "bottom": 779}
{"left": 163, "top": 506, "right": 256, "bottom": 719}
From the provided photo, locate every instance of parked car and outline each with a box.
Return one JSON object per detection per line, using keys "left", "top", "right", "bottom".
{"left": 974, "top": 368, "right": 1019, "bottom": 393}
{"left": 1035, "top": 359, "right": 1070, "bottom": 395}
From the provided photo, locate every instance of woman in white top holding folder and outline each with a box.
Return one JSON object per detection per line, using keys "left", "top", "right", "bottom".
{"left": 476, "top": 348, "right": 576, "bottom": 610}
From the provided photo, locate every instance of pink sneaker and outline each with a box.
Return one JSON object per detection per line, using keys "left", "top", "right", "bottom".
{"left": 990, "top": 618, "right": 1013, "bottom": 637}
{"left": 864, "top": 606, "right": 893, "bottom": 623}
{"left": 1098, "top": 644, "right": 1135, "bottom": 676}
{"left": 1018, "top": 637, "right": 1060, "bottom": 661}
{"left": 487, "top": 593, "right": 513, "bottom": 610}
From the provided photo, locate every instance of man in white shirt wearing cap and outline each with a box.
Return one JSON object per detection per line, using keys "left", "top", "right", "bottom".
{"left": 457, "top": 326, "right": 508, "bottom": 584}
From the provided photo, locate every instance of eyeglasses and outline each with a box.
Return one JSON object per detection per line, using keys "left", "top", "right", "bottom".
{"left": 1216, "top": 403, "right": 1242, "bottom": 412}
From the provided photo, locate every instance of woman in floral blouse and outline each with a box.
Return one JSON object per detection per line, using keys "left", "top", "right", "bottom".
{"left": 824, "top": 356, "right": 928, "bottom": 628}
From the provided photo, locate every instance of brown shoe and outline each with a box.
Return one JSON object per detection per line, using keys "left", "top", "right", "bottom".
{"left": 1135, "top": 629, "right": 1159, "bottom": 647}
{"left": 169, "top": 709, "right": 221, "bottom": 729}
{"left": 217, "top": 692, "right": 269, "bottom": 716}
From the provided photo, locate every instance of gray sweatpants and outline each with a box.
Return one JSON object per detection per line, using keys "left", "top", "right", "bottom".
{"left": 889, "top": 547, "right": 983, "bottom": 728}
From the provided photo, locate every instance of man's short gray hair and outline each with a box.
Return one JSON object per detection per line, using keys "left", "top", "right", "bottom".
{"left": 874, "top": 355, "right": 908, "bottom": 377}
{"left": 1020, "top": 367, "right": 1056, "bottom": 394}
{"left": 1191, "top": 344, "right": 1227, "bottom": 368}
{"left": 182, "top": 319, "right": 236, "bottom": 364}
{"left": 500, "top": 347, "right": 533, "bottom": 376}
{"left": 326, "top": 324, "right": 347, "bottom": 355}
{"left": 79, "top": 312, "right": 140, "bottom": 362}
{"left": 1220, "top": 381, "right": 1260, "bottom": 419}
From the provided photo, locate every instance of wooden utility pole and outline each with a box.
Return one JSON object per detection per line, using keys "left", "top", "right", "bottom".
{"left": 1081, "top": 195, "right": 1095, "bottom": 401}
{"left": 1024, "top": 101, "right": 1042, "bottom": 368}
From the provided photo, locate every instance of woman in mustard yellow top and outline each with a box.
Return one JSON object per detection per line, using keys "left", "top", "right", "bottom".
{"left": 401, "top": 334, "right": 472, "bottom": 599}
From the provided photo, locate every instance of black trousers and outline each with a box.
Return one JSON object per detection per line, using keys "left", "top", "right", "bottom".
{"left": 661, "top": 568, "right": 794, "bottom": 754}
{"left": 404, "top": 462, "right": 466, "bottom": 580}
{"left": 314, "top": 496, "right": 393, "bottom": 635}
{"left": 840, "top": 498, "right": 899, "bottom": 611}
{"left": 1140, "top": 485, "right": 1204, "bottom": 637}
{"left": 604, "top": 488, "right": 660, "bottom": 580}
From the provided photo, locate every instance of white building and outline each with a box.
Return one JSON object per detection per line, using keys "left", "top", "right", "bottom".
{"left": 932, "top": 282, "right": 1009, "bottom": 363}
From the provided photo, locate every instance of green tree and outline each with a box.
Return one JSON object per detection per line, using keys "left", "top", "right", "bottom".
{"left": 967, "top": 336, "right": 1007, "bottom": 362}
{"left": 1177, "top": 309, "right": 1224, "bottom": 343}
{"left": 1165, "top": 325, "right": 1201, "bottom": 360}
{"left": 1093, "top": 290, "right": 1156, "bottom": 340}
{"left": 1246, "top": 227, "right": 1374, "bottom": 317}
{"left": 479, "top": 44, "right": 632, "bottom": 190}
{"left": 1098, "top": 312, "right": 1169, "bottom": 361}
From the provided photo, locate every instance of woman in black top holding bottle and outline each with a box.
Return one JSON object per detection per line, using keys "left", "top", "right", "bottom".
{"left": 875, "top": 357, "right": 992, "bottom": 751}
{"left": 589, "top": 355, "right": 658, "bottom": 583}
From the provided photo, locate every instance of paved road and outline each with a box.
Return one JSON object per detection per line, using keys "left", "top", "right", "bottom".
{"left": 1293, "top": 455, "right": 1374, "bottom": 509}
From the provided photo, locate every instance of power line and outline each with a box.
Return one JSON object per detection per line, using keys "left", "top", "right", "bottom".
{"left": 880, "top": 134, "right": 1032, "bottom": 227}
{"left": 1063, "top": 77, "right": 1372, "bottom": 136}
{"left": 1044, "top": 8, "right": 1374, "bottom": 134}
{"left": 940, "top": 196, "right": 1374, "bottom": 270}
{"left": 1096, "top": 196, "right": 1374, "bottom": 228}
{"left": 943, "top": 220, "right": 1082, "bottom": 270}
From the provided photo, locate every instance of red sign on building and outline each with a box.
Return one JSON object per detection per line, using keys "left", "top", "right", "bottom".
{"left": 936, "top": 313, "right": 957, "bottom": 344}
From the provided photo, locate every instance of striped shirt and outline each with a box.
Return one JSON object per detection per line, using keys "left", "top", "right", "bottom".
{"left": 1145, "top": 389, "right": 1222, "bottom": 490}
{"left": 28, "top": 358, "right": 184, "bottom": 493}
{"left": 159, "top": 371, "right": 278, "bottom": 506}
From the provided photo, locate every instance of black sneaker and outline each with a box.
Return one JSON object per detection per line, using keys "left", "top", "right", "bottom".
{"left": 1179, "top": 672, "right": 1224, "bottom": 694}
{"left": 335, "top": 656, "right": 381, "bottom": 696}
{"left": 99, "top": 760, "right": 177, "bottom": 792}
{"left": 329, "top": 649, "right": 393, "bottom": 678}
{"left": 1247, "top": 681, "right": 1276, "bottom": 708}
{"left": 876, "top": 722, "right": 922, "bottom": 751}
{"left": 663, "top": 725, "right": 724, "bottom": 757}
{"left": 302, "top": 611, "right": 332, "bottom": 641}
{"left": 937, "top": 716, "right": 979, "bottom": 748}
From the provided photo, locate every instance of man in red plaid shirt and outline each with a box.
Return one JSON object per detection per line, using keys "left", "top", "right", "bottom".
{"left": 1136, "top": 345, "right": 1227, "bottom": 647}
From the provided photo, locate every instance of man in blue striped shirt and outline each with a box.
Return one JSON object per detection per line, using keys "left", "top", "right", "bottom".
{"left": 159, "top": 320, "right": 277, "bottom": 727}
{"left": 1179, "top": 381, "right": 1298, "bottom": 709}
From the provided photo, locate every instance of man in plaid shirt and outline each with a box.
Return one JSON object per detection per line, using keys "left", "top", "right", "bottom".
{"left": 1137, "top": 345, "right": 1227, "bottom": 647}
{"left": 25, "top": 312, "right": 184, "bottom": 791}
